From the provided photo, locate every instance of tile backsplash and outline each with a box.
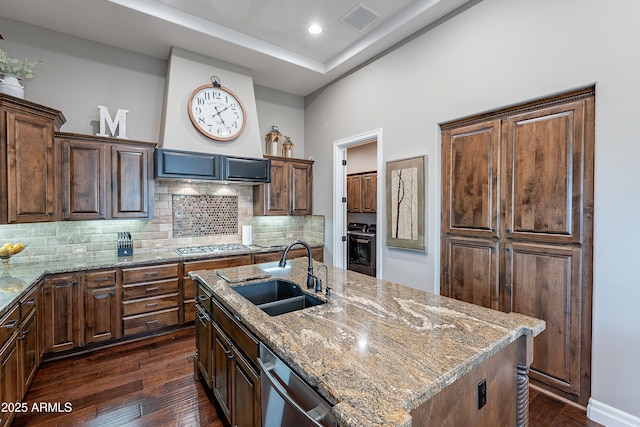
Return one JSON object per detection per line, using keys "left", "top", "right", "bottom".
{"left": 0, "top": 181, "right": 324, "bottom": 264}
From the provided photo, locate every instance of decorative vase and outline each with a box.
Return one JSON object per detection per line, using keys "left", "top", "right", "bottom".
{"left": 0, "top": 74, "right": 25, "bottom": 99}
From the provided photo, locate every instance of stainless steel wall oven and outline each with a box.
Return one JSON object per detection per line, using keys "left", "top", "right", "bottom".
{"left": 347, "top": 223, "right": 376, "bottom": 277}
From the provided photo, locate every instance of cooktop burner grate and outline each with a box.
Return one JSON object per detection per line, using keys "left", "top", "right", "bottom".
{"left": 175, "top": 244, "right": 250, "bottom": 255}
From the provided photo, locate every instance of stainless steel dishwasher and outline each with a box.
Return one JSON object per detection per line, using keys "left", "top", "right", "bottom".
{"left": 258, "top": 343, "right": 337, "bottom": 427}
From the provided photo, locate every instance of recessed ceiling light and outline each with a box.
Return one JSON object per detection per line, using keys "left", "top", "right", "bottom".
{"left": 308, "top": 24, "right": 323, "bottom": 35}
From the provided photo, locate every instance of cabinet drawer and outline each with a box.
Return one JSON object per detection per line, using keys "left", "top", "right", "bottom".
{"left": 123, "top": 307, "right": 179, "bottom": 336}
{"left": 123, "top": 278, "right": 179, "bottom": 300}
{"left": 0, "top": 304, "right": 20, "bottom": 347}
{"left": 122, "top": 293, "right": 180, "bottom": 317}
{"left": 19, "top": 285, "right": 39, "bottom": 320}
{"left": 122, "top": 263, "right": 179, "bottom": 284}
{"left": 211, "top": 297, "right": 259, "bottom": 367}
{"left": 86, "top": 269, "right": 117, "bottom": 288}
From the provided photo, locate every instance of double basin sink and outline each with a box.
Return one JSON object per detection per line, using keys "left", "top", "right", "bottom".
{"left": 231, "top": 279, "right": 325, "bottom": 316}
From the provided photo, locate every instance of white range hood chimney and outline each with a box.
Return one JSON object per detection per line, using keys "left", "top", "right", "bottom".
{"left": 159, "top": 47, "right": 263, "bottom": 158}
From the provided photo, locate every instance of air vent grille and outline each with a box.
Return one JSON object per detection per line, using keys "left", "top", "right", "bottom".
{"left": 340, "top": 3, "right": 381, "bottom": 32}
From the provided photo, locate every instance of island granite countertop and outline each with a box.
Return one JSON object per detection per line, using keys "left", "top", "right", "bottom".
{"left": 191, "top": 258, "right": 545, "bottom": 427}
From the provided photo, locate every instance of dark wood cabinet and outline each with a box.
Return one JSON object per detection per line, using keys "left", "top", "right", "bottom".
{"left": 57, "top": 133, "right": 155, "bottom": 220}
{"left": 195, "top": 281, "right": 261, "bottom": 427}
{"left": 61, "top": 138, "right": 109, "bottom": 220}
{"left": 347, "top": 171, "right": 377, "bottom": 213}
{"left": 42, "top": 273, "right": 83, "bottom": 353}
{"left": 121, "top": 263, "right": 180, "bottom": 336}
{"left": 111, "top": 143, "right": 154, "bottom": 218}
{"left": 0, "top": 96, "right": 65, "bottom": 224}
{"left": 253, "top": 246, "right": 323, "bottom": 264}
{"left": 0, "top": 304, "right": 20, "bottom": 427}
{"left": 85, "top": 270, "right": 120, "bottom": 344}
{"left": 18, "top": 286, "right": 41, "bottom": 398}
{"left": 440, "top": 88, "right": 594, "bottom": 406}
{"left": 254, "top": 156, "right": 313, "bottom": 216}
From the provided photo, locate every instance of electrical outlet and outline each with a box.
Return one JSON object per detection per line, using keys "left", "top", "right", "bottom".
{"left": 478, "top": 379, "right": 487, "bottom": 409}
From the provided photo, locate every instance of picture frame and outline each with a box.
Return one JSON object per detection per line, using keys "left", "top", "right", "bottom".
{"left": 386, "top": 155, "right": 426, "bottom": 251}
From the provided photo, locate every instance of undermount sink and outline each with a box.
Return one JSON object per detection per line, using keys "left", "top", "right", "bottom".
{"left": 231, "top": 279, "right": 325, "bottom": 316}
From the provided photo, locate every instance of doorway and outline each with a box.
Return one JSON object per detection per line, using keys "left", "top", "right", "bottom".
{"left": 332, "top": 129, "right": 382, "bottom": 275}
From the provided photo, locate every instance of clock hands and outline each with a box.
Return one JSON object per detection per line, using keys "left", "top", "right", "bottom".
{"left": 214, "top": 106, "right": 231, "bottom": 136}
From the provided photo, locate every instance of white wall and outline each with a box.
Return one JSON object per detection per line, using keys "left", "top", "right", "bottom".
{"left": 254, "top": 85, "right": 305, "bottom": 158}
{"left": 304, "top": 0, "right": 640, "bottom": 423}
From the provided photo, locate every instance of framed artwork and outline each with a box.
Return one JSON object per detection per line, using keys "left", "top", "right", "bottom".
{"left": 386, "top": 155, "right": 426, "bottom": 251}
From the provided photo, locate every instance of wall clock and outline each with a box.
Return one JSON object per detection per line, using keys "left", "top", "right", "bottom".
{"left": 188, "top": 78, "right": 247, "bottom": 141}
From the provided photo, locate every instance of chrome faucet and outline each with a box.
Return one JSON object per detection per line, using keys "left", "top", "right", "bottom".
{"left": 279, "top": 240, "right": 315, "bottom": 289}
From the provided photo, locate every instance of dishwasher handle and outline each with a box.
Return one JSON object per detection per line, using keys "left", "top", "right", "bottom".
{"left": 257, "top": 357, "right": 326, "bottom": 427}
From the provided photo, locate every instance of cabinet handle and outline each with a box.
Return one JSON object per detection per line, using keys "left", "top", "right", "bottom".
{"left": 145, "top": 271, "right": 159, "bottom": 277}
{"left": 146, "top": 287, "right": 159, "bottom": 292}
{"left": 25, "top": 298, "right": 36, "bottom": 305}
{"left": 224, "top": 348, "right": 234, "bottom": 360}
{"left": 146, "top": 320, "right": 158, "bottom": 325}
{"left": 0, "top": 319, "right": 17, "bottom": 329}
{"left": 146, "top": 302, "right": 158, "bottom": 308}
{"left": 92, "top": 277, "right": 109, "bottom": 283}
{"left": 198, "top": 295, "right": 209, "bottom": 301}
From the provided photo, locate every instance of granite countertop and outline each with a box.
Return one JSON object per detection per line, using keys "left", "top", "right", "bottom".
{"left": 0, "top": 243, "right": 322, "bottom": 318}
{"left": 191, "top": 258, "right": 545, "bottom": 427}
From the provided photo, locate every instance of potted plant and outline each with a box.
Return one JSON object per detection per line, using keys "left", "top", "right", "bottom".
{"left": 0, "top": 48, "right": 39, "bottom": 99}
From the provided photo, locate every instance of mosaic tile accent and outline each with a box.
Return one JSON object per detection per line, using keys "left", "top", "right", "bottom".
{"left": 172, "top": 195, "right": 238, "bottom": 237}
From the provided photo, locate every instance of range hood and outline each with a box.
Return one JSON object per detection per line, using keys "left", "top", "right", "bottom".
{"left": 155, "top": 148, "right": 270, "bottom": 184}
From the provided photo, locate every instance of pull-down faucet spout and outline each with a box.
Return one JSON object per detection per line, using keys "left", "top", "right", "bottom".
{"left": 279, "top": 240, "right": 315, "bottom": 289}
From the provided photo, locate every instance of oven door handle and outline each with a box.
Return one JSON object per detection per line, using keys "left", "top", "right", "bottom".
{"left": 353, "top": 238, "right": 370, "bottom": 244}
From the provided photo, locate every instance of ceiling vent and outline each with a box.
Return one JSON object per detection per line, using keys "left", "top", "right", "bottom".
{"left": 340, "top": 3, "right": 381, "bottom": 32}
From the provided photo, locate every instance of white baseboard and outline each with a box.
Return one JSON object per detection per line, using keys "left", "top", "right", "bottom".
{"left": 588, "top": 398, "right": 640, "bottom": 427}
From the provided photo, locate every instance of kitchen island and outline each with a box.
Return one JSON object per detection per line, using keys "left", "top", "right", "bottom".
{"left": 191, "top": 258, "right": 545, "bottom": 427}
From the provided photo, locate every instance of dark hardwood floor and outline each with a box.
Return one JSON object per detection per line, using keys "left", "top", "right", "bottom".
{"left": 13, "top": 329, "right": 602, "bottom": 426}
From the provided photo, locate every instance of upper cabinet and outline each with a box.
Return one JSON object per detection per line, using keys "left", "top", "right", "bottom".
{"left": 57, "top": 133, "right": 155, "bottom": 220}
{"left": 347, "top": 171, "right": 377, "bottom": 213}
{"left": 0, "top": 95, "right": 66, "bottom": 224}
{"left": 254, "top": 156, "right": 313, "bottom": 216}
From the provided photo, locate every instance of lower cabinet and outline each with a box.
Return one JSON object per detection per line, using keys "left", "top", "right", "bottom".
{"left": 0, "top": 305, "right": 20, "bottom": 427}
{"left": 121, "top": 263, "right": 180, "bottom": 336}
{"left": 85, "top": 269, "right": 120, "bottom": 344}
{"left": 195, "top": 280, "right": 261, "bottom": 427}
{"left": 18, "top": 285, "right": 41, "bottom": 397}
{"left": 42, "top": 273, "right": 83, "bottom": 353}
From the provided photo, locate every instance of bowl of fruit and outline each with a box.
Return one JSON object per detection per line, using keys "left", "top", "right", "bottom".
{"left": 0, "top": 242, "right": 27, "bottom": 267}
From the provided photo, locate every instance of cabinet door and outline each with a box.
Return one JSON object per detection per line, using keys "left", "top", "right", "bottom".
{"left": 213, "top": 323, "right": 232, "bottom": 423}
{"left": 259, "top": 159, "right": 289, "bottom": 215}
{"left": 233, "top": 349, "right": 261, "bottom": 427}
{"left": 111, "top": 145, "right": 153, "bottom": 218}
{"left": 5, "top": 110, "right": 57, "bottom": 223}
{"left": 18, "top": 308, "right": 38, "bottom": 397}
{"left": 441, "top": 236, "right": 499, "bottom": 310}
{"left": 506, "top": 242, "right": 583, "bottom": 397}
{"left": 441, "top": 120, "right": 500, "bottom": 238}
{"left": 62, "top": 138, "right": 109, "bottom": 220}
{"left": 503, "top": 101, "right": 587, "bottom": 244}
{"left": 362, "top": 173, "right": 377, "bottom": 213}
{"left": 346, "top": 175, "right": 362, "bottom": 213}
{"left": 195, "top": 304, "right": 213, "bottom": 389}
{"left": 290, "top": 161, "right": 312, "bottom": 215}
{"left": 42, "top": 274, "right": 82, "bottom": 353}
{"left": 85, "top": 286, "right": 119, "bottom": 344}
{"left": 0, "top": 333, "right": 19, "bottom": 426}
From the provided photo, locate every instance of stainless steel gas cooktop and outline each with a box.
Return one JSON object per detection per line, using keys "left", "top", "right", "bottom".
{"left": 175, "top": 244, "right": 250, "bottom": 255}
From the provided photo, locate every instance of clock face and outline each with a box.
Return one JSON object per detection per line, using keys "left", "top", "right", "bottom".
{"left": 188, "top": 84, "right": 247, "bottom": 141}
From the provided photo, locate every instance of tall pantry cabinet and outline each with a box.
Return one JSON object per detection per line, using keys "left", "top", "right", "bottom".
{"left": 440, "top": 88, "right": 594, "bottom": 407}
